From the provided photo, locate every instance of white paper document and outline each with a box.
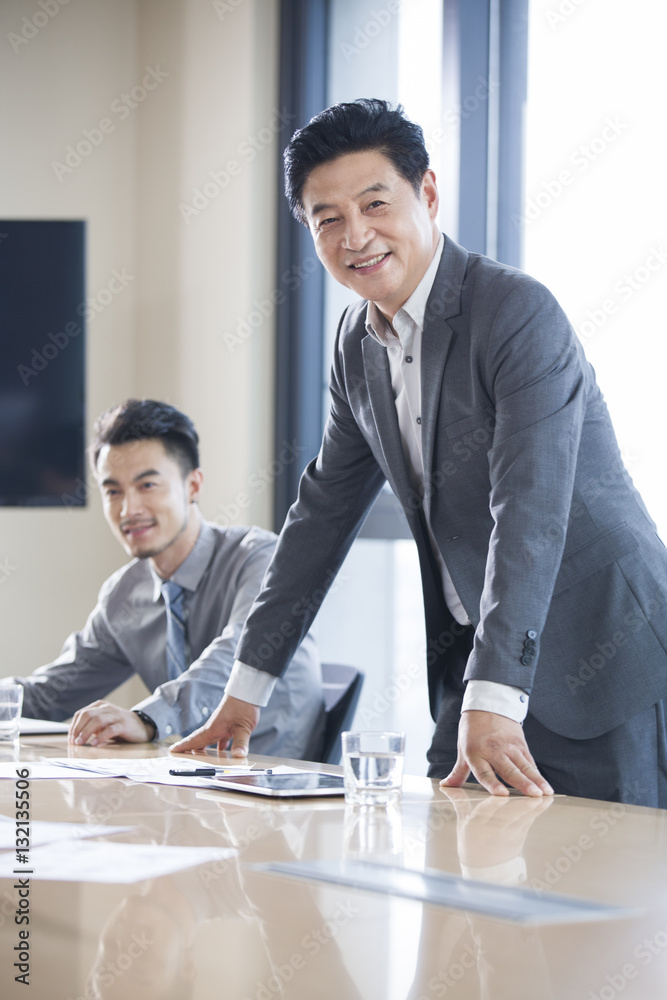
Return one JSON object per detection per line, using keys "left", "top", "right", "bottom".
{"left": 19, "top": 718, "right": 70, "bottom": 735}
{"left": 45, "top": 756, "right": 277, "bottom": 787}
{"left": 0, "top": 840, "right": 237, "bottom": 882}
{"left": 0, "top": 761, "right": 124, "bottom": 780}
{"left": 0, "top": 814, "right": 133, "bottom": 849}
{"left": 0, "top": 757, "right": 309, "bottom": 788}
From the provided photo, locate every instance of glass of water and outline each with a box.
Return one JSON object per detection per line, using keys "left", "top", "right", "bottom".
{"left": 341, "top": 731, "right": 406, "bottom": 806}
{"left": 0, "top": 685, "right": 23, "bottom": 741}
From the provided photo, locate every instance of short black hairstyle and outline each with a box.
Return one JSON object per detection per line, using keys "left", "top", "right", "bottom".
{"left": 284, "top": 98, "right": 430, "bottom": 224}
{"left": 90, "top": 399, "right": 200, "bottom": 476}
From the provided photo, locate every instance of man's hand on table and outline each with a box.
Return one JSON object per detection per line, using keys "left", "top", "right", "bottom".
{"left": 68, "top": 701, "right": 154, "bottom": 745}
{"left": 440, "top": 710, "right": 554, "bottom": 798}
{"left": 170, "top": 694, "right": 260, "bottom": 756}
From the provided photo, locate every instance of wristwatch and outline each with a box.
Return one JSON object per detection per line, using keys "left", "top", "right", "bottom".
{"left": 132, "top": 709, "right": 158, "bottom": 741}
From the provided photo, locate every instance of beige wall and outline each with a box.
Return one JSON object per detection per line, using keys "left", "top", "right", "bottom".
{"left": 0, "top": 0, "right": 280, "bottom": 691}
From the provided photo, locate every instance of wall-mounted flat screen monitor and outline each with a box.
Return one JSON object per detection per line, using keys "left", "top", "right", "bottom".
{"left": 0, "top": 219, "right": 86, "bottom": 507}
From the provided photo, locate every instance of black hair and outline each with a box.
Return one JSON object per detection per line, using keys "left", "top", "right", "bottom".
{"left": 284, "top": 98, "right": 430, "bottom": 224}
{"left": 90, "top": 399, "right": 200, "bottom": 475}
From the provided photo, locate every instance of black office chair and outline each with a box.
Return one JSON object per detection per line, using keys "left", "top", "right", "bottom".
{"left": 316, "top": 662, "right": 364, "bottom": 765}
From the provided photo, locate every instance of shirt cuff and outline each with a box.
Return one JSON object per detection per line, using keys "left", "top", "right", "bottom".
{"left": 462, "top": 679, "right": 529, "bottom": 724}
{"left": 225, "top": 660, "right": 277, "bottom": 707}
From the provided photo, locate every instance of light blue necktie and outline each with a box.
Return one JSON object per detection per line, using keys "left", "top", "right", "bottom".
{"left": 161, "top": 581, "right": 188, "bottom": 680}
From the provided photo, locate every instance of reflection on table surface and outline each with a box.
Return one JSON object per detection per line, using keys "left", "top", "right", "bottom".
{"left": 1, "top": 737, "right": 666, "bottom": 999}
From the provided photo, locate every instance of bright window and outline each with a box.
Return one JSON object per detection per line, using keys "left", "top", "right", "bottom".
{"left": 524, "top": 0, "right": 667, "bottom": 537}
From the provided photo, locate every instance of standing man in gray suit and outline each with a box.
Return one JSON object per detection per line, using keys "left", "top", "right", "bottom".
{"left": 174, "top": 100, "right": 667, "bottom": 806}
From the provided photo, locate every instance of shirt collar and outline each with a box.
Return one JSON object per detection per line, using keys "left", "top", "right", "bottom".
{"left": 365, "top": 233, "right": 445, "bottom": 350}
{"left": 150, "top": 521, "right": 217, "bottom": 601}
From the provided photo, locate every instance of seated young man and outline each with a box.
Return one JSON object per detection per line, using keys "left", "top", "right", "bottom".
{"left": 3, "top": 399, "right": 324, "bottom": 758}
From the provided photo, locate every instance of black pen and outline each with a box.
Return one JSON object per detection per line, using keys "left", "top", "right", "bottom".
{"left": 169, "top": 767, "right": 273, "bottom": 776}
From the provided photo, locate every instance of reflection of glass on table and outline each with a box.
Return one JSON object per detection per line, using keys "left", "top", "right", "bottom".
{"left": 343, "top": 803, "right": 404, "bottom": 863}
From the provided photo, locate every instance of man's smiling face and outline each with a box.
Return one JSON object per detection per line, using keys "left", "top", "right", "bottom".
{"left": 301, "top": 149, "right": 439, "bottom": 320}
{"left": 96, "top": 438, "right": 202, "bottom": 578}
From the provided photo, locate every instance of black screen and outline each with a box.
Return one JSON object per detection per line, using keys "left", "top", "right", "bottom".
{"left": 0, "top": 220, "right": 86, "bottom": 506}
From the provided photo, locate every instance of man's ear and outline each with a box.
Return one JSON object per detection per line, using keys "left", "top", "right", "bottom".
{"left": 421, "top": 168, "right": 439, "bottom": 219}
{"left": 187, "top": 468, "right": 204, "bottom": 503}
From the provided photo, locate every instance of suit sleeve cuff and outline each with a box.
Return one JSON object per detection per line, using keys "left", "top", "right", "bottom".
{"left": 225, "top": 660, "right": 277, "bottom": 707}
{"left": 462, "top": 679, "right": 529, "bottom": 724}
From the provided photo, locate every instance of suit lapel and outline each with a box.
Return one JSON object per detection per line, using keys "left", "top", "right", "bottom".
{"left": 360, "top": 236, "right": 469, "bottom": 515}
{"left": 361, "top": 335, "right": 414, "bottom": 509}
{"left": 420, "top": 239, "right": 467, "bottom": 506}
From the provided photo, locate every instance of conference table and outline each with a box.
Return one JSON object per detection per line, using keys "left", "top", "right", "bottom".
{"left": 0, "top": 735, "right": 666, "bottom": 1000}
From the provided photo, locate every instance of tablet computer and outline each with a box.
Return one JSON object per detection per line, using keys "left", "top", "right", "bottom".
{"left": 211, "top": 771, "right": 346, "bottom": 798}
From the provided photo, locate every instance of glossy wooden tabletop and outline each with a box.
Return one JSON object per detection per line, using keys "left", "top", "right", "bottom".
{"left": 0, "top": 736, "right": 666, "bottom": 1000}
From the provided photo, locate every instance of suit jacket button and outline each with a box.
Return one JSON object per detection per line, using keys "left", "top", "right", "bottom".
{"left": 526, "top": 629, "right": 537, "bottom": 640}
{"left": 521, "top": 655, "right": 533, "bottom": 666}
{"left": 524, "top": 639, "right": 536, "bottom": 652}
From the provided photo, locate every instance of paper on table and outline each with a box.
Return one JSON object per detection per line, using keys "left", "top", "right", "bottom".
{"left": 19, "top": 718, "right": 70, "bottom": 735}
{"left": 0, "top": 761, "right": 125, "bottom": 780}
{"left": 0, "top": 757, "right": 311, "bottom": 787}
{"left": 0, "top": 840, "right": 237, "bottom": 883}
{"left": 43, "top": 757, "right": 301, "bottom": 788}
{"left": 0, "top": 814, "right": 133, "bottom": 850}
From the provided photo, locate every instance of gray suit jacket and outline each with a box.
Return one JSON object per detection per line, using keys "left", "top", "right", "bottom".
{"left": 237, "top": 236, "right": 667, "bottom": 740}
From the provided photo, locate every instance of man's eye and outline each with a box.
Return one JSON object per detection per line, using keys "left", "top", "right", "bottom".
{"left": 368, "top": 200, "right": 385, "bottom": 209}
{"left": 318, "top": 217, "right": 338, "bottom": 228}
{"left": 105, "top": 489, "right": 119, "bottom": 498}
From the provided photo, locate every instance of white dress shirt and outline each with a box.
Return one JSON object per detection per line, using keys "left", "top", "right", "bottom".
{"left": 228, "top": 237, "right": 528, "bottom": 725}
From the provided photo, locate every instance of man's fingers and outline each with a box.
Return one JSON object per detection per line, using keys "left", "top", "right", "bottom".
{"left": 69, "top": 713, "right": 100, "bottom": 745}
{"left": 499, "top": 756, "right": 554, "bottom": 797}
{"left": 472, "top": 750, "right": 553, "bottom": 798}
{"left": 468, "top": 758, "right": 511, "bottom": 796}
{"left": 439, "top": 754, "right": 472, "bottom": 789}
{"left": 229, "top": 734, "right": 249, "bottom": 757}
{"left": 171, "top": 723, "right": 222, "bottom": 753}
{"left": 171, "top": 696, "right": 260, "bottom": 755}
